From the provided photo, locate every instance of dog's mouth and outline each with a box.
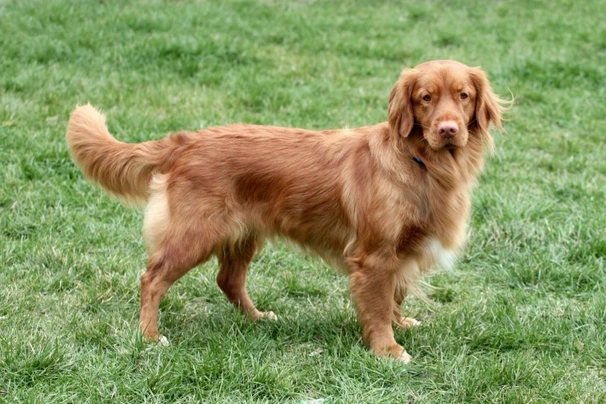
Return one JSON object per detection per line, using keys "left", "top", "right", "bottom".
{"left": 424, "top": 134, "right": 463, "bottom": 151}
{"left": 438, "top": 129, "right": 468, "bottom": 150}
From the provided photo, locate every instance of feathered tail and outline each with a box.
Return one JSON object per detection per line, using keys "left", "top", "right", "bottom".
{"left": 66, "top": 104, "right": 180, "bottom": 205}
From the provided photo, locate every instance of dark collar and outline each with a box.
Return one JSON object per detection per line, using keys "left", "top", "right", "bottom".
{"left": 413, "top": 155, "right": 426, "bottom": 168}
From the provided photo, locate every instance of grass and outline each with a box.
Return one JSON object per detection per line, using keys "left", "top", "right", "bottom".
{"left": 1, "top": 0, "right": 605, "bottom": 402}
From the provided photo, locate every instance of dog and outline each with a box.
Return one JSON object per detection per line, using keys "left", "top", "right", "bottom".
{"left": 66, "top": 60, "right": 506, "bottom": 362}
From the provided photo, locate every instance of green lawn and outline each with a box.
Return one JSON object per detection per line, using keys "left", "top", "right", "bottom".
{"left": 1, "top": 0, "right": 605, "bottom": 402}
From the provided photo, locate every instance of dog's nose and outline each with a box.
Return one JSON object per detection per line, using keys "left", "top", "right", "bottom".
{"left": 438, "top": 121, "right": 459, "bottom": 137}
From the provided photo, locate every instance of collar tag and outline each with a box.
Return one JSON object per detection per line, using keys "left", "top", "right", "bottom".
{"left": 413, "top": 156, "right": 426, "bottom": 168}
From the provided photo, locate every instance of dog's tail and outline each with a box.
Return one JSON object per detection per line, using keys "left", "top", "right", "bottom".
{"left": 66, "top": 104, "right": 181, "bottom": 206}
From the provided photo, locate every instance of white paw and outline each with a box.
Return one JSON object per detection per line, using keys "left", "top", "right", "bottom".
{"left": 398, "top": 351, "right": 413, "bottom": 363}
{"left": 409, "top": 318, "right": 422, "bottom": 327}
{"left": 264, "top": 311, "right": 278, "bottom": 321}
{"left": 397, "top": 316, "right": 422, "bottom": 330}
{"left": 158, "top": 335, "right": 170, "bottom": 346}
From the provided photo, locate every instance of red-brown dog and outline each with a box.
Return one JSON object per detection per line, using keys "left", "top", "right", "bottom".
{"left": 67, "top": 60, "right": 506, "bottom": 362}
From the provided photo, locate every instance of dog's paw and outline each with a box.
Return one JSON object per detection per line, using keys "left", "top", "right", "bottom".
{"left": 158, "top": 335, "right": 170, "bottom": 346}
{"left": 247, "top": 309, "right": 278, "bottom": 321}
{"left": 398, "top": 350, "right": 413, "bottom": 363}
{"left": 395, "top": 316, "right": 421, "bottom": 330}
{"left": 262, "top": 311, "right": 278, "bottom": 321}
{"left": 144, "top": 332, "right": 170, "bottom": 347}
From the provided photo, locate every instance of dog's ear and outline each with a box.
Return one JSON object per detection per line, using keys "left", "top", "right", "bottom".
{"left": 388, "top": 69, "right": 416, "bottom": 138}
{"left": 469, "top": 68, "right": 504, "bottom": 133}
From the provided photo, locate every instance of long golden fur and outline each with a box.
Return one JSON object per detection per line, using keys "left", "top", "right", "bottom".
{"left": 66, "top": 60, "right": 506, "bottom": 362}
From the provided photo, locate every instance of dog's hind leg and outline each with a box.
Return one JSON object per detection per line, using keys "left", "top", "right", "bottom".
{"left": 139, "top": 224, "right": 220, "bottom": 342}
{"left": 139, "top": 176, "right": 219, "bottom": 341}
{"left": 216, "top": 235, "right": 276, "bottom": 321}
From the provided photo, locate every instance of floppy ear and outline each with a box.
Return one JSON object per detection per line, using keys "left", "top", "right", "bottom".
{"left": 470, "top": 67, "right": 504, "bottom": 133}
{"left": 388, "top": 68, "right": 416, "bottom": 138}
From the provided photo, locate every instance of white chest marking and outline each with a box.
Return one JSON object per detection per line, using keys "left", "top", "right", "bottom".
{"left": 425, "top": 237, "right": 457, "bottom": 272}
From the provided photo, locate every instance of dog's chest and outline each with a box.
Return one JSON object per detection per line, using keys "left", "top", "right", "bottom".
{"left": 422, "top": 237, "right": 457, "bottom": 271}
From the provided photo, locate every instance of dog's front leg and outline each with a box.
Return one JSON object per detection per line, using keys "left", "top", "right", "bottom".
{"left": 349, "top": 253, "right": 412, "bottom": 363}
{"left": 393, "top": 282, "right": 421, "bottom": 330}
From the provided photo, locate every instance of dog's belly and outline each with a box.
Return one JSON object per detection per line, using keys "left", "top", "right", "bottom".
{"left": 271, "top": 219, "right": 354, "bottom": 273}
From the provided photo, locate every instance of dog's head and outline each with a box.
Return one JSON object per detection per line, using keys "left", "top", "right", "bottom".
{"left": 388, "top": 60, "right": 504, "bottom": 151}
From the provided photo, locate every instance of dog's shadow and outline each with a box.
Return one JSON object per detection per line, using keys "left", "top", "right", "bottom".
{"left": 156, "top": 293, "right": 429, "bottom": 363}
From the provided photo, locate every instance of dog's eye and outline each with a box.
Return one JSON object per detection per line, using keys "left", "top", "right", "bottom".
{"left": 460, "top": 92, "right": 469, "bottom": 100}
{"left": 422, "top": 94, "right": 431, "bottom": 102}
